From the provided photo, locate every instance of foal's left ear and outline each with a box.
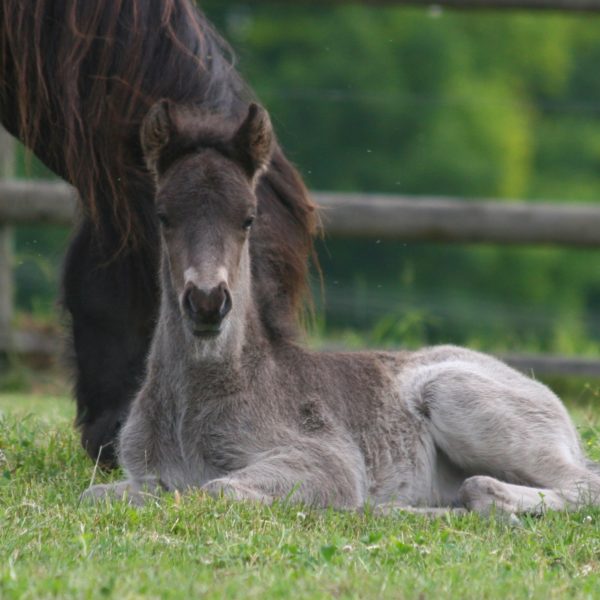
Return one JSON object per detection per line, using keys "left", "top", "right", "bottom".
{"left": 232, "top": 103, "right": 274, "bottom": 185}
{"left": 140, "top": 99, "right": 173, "bottom": 177}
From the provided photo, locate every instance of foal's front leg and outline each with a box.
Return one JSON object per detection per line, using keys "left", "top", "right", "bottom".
{"left": 80, "top": 478, "right": 163, "bottom": 507}
{"left": 80, "top": 387, "right": 165, "bottom": 506}
{"left": 202, "top": 441, "right": 367, "bottom": 509}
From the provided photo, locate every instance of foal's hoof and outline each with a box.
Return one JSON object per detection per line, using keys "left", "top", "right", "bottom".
{"left": 79, "top": 481, "right": 153, "bottom": 507}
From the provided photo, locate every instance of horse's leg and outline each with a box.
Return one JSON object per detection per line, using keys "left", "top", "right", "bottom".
{"left": 62, "top": 219, "right": 158, "bottom": 468}
{"left": 409, "top": 362, "right": 600, "bottom": 514}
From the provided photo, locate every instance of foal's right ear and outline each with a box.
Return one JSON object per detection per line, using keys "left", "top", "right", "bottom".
{"left": 140, "top": 100, "right": 173, "bottom": 176}
{"left": 231, "top": 103, "right": 274, "bottom": 185}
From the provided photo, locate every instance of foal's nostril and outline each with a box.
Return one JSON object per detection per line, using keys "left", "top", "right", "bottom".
{"left": 183, "top": 286, "right": 202, "bottom": 318}
{"left": 219, "top": 284, "right": 232, "bottom": 319}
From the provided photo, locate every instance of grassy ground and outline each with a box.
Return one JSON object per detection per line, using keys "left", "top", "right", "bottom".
{"left": 1, "top": 393, "right": 600, "bottom": 599}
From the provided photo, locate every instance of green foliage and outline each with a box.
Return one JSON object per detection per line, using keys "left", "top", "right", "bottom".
{"left": 1, "top": 394, "right": 600, "bottom": 599}
{"left": 14, "top": 225, "right": 69, "bottom": 316}
{"left": 0, "top": 358, "right": 30, "bottom": 393}
{"left": 210, "top": 6, "right": 597, "bottom": 199}
{"left": 12, "top": 140, "right": 67, "bottom": 319}
{"left": 11, "top": 5, "right": 600, "bottom": 355}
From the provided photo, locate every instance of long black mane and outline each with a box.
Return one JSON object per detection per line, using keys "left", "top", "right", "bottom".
{"left": 0, "top": 1, "right": 317, "bottom": 465}
{"left": 0, "top": 0, "right": 317, "bottom": 329}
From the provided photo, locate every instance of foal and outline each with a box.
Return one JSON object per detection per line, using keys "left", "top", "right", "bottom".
{"left": 83, "top": 101, "right": 600, "bottom": 515}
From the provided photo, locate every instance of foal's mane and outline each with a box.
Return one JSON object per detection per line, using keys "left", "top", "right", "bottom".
{"left": 0, "top": 0, "right": 317, "bottom": 336}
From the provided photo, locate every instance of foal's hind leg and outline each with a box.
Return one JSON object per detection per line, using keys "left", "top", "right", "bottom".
{"left": 408, "top": 360, "right": 600, "bottom": 515}
{"left": 458, "top": 469, "right": 600, "bottom": 515}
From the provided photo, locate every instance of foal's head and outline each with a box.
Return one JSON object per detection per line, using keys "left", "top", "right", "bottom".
{"left": 141, "top": 101, "right": 274, "bottom": 339}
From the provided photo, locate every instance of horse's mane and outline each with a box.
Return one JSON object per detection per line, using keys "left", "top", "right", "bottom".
{"left": 0, "top": 0, "right": 317, "bottom": 334}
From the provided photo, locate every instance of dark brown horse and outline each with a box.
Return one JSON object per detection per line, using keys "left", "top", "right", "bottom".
{"left": 0, "top": 1, "right": 317, "bottom": 466}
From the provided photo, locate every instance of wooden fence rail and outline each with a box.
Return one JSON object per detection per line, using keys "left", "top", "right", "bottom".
{"left": 272, "top": 1, "right": 600, "bottom": 12}
{"left": 4, "top": 180, "right": 600, "bottom": 246}
{"left": 317, "top": 193, "right": 600, "bottom": 246}
{"left": 0, "top": 180, "right": 77, "bottom": 225}
{"left": 2, "top": 177, "right": 600, "bottom": 376}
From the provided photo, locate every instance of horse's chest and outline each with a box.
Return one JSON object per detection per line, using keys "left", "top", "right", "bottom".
{"left": 156, "top": 401, "right": 241, "bottom": 490}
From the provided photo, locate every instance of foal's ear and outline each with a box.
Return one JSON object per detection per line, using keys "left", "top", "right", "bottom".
{"left": 140, "top": 99, "right": 173, "bottom": 176}
{"left": 232, "top": 103, "right": 274, "bottom": 184}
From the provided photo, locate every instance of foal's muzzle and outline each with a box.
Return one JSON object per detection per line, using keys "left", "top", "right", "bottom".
{"left": 182, "top": 282, "right": 232, "bottom": 336}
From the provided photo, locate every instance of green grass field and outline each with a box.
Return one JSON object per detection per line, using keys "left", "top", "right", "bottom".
{"left": 1, "top": 392, "right": 600, "bottom": 599}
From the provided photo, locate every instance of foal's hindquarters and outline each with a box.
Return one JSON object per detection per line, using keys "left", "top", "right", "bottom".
{"left": 396, "top": 345, "right": 600, "bottom": 514}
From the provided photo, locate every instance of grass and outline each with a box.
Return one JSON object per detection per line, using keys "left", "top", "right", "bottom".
{"left": 1, "top": 393, "right": 600, "bottom": 599}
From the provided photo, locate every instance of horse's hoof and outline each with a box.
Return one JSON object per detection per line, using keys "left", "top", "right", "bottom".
{"left": 80, "top": 410, "right": 128, "bottom": 469}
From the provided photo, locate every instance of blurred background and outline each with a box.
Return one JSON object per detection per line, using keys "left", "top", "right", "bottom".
{"left": 3, "top": 2, "right": 600, "bottom": 390}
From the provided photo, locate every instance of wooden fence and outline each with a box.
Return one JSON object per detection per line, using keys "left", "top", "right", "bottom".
{"left": 5, "top": 181, "right": 600, "bottom": 245}
{"left": 279, "top": 1, "right": 600, "bottom": 11}
{"left": 3, "top": 162, "right": 600, "bottom": 375}
{"left": 2, "top": 0, "right": 600, "bottom": 374}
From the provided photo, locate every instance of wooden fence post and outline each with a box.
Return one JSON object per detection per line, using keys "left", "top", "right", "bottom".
{"left": 0, "top": 127, "right": 15, "bottom": 353}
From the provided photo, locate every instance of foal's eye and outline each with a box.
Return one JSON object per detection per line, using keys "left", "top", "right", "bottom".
{"left": 156, "top": 212, "right": 170, "bottom": 228}
{"left": 242, "top": 216, "right": 255, "bottom": 231}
